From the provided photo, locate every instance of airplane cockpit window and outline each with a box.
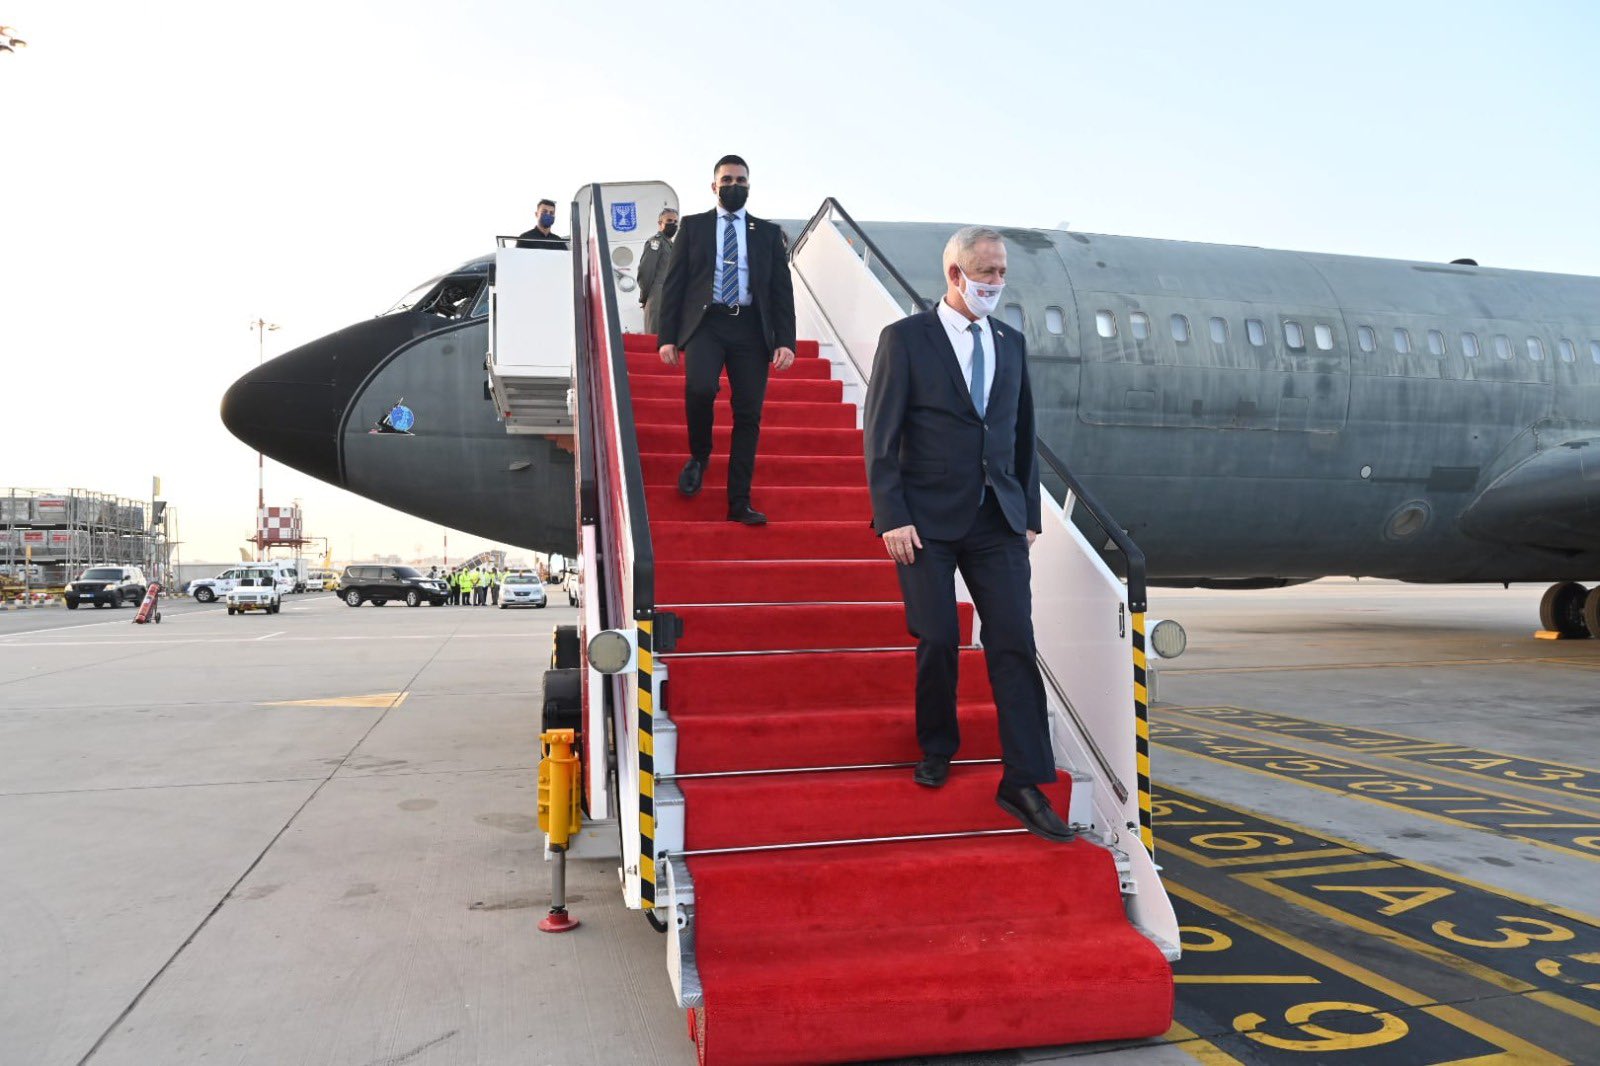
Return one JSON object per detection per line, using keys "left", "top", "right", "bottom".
{"left": 1462, "top": 332, "right": 1481, "bottom": 358}
{"left": 1246, "top": 319, "right": 1266, "bottom": 347}
{"left": 1129, "top": 312, "right": 1150, "bottom": 341}
{"left": 418, "top": 276, "right": 482, "bottom": 319}
{"left": 1558, "top": 338, "right": 1576, "bottom": 363}
{"left": 1358, "top": 325, "right": 1377, "bottom": 352}
{"left": 1493, "top": 334, "right": 1513, "bottom": 360}
{"left": 470, "top": 284, "right": 491, "bottom": 319}
{"left": 1170, "top": 314, "right": 1191, "bottom": 343}
{"left": 1284, "top": 321, "right": 1306, "bottom": 350}
{"left": 1044, "top": 307, "right": 1066, "bottom": 335}
{"left": 1209, "top": 317, "right": 1228, "bottom": 345}
{"left": 1527, "top": 337, "right": 1545, "bottom": 362}
{"left": 381, "top": 278, "right": 440, "bottom": 316}
{"left": 1427, "top": 330, "right": 1446, "bottom": 357}
{"left": 1393, "top": 328, "right": 1412, "bottom": 355}
{"left": 1314, "top": 324, "right": 1335, "bottom": 350}
{"left": 1096, "top": 311, "right": 1117, "bottom": 338}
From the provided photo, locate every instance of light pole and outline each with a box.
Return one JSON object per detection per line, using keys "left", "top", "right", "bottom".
{"left": 250, "top": 318, "right": 280, "bottom": 559}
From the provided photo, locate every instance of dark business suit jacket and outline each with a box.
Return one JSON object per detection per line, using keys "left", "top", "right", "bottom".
{"left": 656, "top": 209, "right": 796, "bottom": 354}
{"left": 863, "top": 307, "right": 1043, "bottom": 541}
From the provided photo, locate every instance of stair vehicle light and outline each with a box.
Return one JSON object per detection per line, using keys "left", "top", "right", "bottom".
{"left": 587, "top": 628, "right": 636, "bottom": 674}
{"left": 1148, "top": 618, "right": 1187, "bottom": 659}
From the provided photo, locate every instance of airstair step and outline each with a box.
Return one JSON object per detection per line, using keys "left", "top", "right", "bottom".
{"left": 623, "top": 334, "right": 822, "bottom": 360}
{"left": 655, "top": 559, "right": 901, "bottom": 606}
{"left": 669, "top": 602, "right": 966, "bottom": 654}
{"left": 639, "top": 453, "right": 861, "bottom": 488}
{"left": 665, "top": 648, "right": 996, "bottom": 715}
{"left": 645, "top": 484, "right": 871, "bottom": 524}
{"left": 652, "top": 520, "right": 882, "bottom": 562}
{"left": 627, "top": 376, "right": 843, "bottom": 403}
{"left": 627, "top": 353, "right": 834, "bottom": 380}
{"left": 672, "top": 703, "right": 1002, "bottom": 774}
{"left": 634, "top": 423, "right": 862, "bottom": 457}
{"left": 687, "top": 836, "right": 1172, "bottom": 1065}
{"left": 632, "top": 397, "right": 855, "bottom": 429}
{"left": 679, "top": 764, "right": 1073, "bottom": 851}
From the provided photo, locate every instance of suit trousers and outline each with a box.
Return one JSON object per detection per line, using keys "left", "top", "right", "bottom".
{"left": 684, "top": 309, "right": 769, "bottom": 507}
{"left": 895, "top": 493, "right": 1055, "bottom": 789}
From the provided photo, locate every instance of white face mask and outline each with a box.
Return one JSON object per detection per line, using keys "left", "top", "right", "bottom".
{"left": 959, "top": 269, "right": 1004, "bottom": 318}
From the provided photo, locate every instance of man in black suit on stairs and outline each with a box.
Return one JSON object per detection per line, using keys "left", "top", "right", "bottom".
{"left": 656, "top": 154, "right": 797, "bottom": 525}
{"left": 863, "top": 226, "right": 1075, "bottom": 843}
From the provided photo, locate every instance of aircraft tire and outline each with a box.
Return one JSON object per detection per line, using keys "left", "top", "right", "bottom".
{"left": 1540, "top": 581, "right": 1589, "bottom": 638}
{"left": 1580, "top": 587, "right": 1600, "bottom": 641}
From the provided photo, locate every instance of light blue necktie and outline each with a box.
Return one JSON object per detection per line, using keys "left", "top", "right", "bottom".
{"left": 969, "top": 322, "right": 987, "bottom": 418}
{"left": 718, "top": 215, "right": 738, "bottom": 304}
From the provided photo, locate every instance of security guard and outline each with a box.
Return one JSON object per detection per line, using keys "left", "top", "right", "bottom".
{"left": 637, "top": 208, "right": 679, "bottom": 335}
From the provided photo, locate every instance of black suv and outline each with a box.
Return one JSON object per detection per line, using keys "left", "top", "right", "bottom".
{"left": 339, "top": 564, "right": 448, "bottom": 607}
{"left": 65, "top": 566, "right": 148, "bottom": 609}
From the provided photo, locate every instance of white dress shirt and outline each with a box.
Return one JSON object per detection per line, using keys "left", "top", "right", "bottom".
{"left": 714, "top": 207, "right": 751, "bottom": 306}
{"left": 936, "top": 296, "right": 994, "bottom": 413}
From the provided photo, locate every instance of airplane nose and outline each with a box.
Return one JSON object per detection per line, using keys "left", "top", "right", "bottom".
{"left": 221, "top": 315, "right": 436, "bottom": 486}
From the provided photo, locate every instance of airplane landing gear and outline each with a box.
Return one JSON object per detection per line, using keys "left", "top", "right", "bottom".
{"left": 1539, "top": 581, "right": 1590, "bottom": 638}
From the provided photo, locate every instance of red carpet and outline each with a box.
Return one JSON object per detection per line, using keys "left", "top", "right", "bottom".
{"left": 622, "top": 332, "right": 1173, "bottom": 1063}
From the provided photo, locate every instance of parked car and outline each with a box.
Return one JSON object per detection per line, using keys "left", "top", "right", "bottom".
{"left": 306, "top": 569, "right": 338, "bottom": 592}
{"left": 64, "top": 566, "right": 148, "bottom": 609}
{"left": 500, "top": 572, "right": 548, "bottom": 609}
{"left": 188, "top": 566, "right": 294, "bottom": 603}
{"left": 339, "top": 564, "right": 448, "bottom": 607}
{"left": 226, "top": 569, "right": 282, "bottom": 615}
{"left": 563, "top": 570, "right": 581, "bottom": 607}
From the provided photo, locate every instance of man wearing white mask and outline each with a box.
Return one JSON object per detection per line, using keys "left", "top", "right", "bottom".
{"left": 863, "top": 226, "right": 1070, "bottom": 842}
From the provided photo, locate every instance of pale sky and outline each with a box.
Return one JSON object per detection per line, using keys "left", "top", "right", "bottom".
{"left": 3, "top": 1, "right": 1596, "bottom": 563}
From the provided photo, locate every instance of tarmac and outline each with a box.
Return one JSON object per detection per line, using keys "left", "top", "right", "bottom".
{"left": 1, "top": 580, "right": 1597, "bottom": 1064}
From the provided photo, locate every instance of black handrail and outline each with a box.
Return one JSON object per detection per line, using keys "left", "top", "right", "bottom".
{"left": 793, "top": 197, "right": 1147, "bottom": 613}
{"left": 792, "top": 197, "right": 931, "bottom": 314}
{"left": 570, "top": 202, "right": 599, "bottom": 527}
{"left": 1036, "top": 441, "right": 1147, "bottom": 614}
{"left": 584, "top": 186, "right": 654, "bottom": 617}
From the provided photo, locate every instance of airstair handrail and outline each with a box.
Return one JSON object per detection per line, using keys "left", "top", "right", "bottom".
{"left": 793, "top": 198, "right": 930, "bottom": 316}
{"left": 1035, "top": 441, "right": 1147, "bottom": 615}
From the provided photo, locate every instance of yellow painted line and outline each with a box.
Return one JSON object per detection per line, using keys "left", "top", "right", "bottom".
{"left": 1164, "top": 844, "right": 1360, "bottom": 869}
{"left": 1174, "top": 974, "right": 1321, "bottom": 985}
{"left": 1168, "top": 882, "right": 1567, "bottom": 1065}
{"left": 262, "top": 690, "right": 407, "bottom": 708}
{"left": 1161, "top": 1021, "right": 1245, "bottom": 1066}
{"left": 1252, "top": 859, "right": 1399, "bottom": 879}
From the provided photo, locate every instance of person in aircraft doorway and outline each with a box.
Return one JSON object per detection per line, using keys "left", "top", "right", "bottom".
{"left": 638, "top": 208, "right": 679, "bottom": 335}
{"left": 656, "top": 154, "right": 797, "bottom": 526}
{"left": 863, "top": 225, "right": 1072, "bottom": 844}
{"left": 516, "top": 199, "right": 568, "bottom": 249}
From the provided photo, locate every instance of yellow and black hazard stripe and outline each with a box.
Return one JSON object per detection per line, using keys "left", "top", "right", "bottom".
{"left": 636, "top": 617, "right": 656, "bottom": 909}
{"left": 1132, "top": 611, "right": 1154, "bottom": 854}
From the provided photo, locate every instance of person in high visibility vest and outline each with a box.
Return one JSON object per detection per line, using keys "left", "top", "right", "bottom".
{"left": 449, "top": 568, "right": 462, "bottom": 605}
{"left": 488, "top": 568, "right": 502, "bottom": 606}
{"left": 472, "top": 567, "right": 487, "bottom": 606}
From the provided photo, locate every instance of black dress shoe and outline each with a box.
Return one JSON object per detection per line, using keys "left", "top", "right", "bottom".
{"left": 726, "top": 504, "right": 767, "bottom": 525}
{"left": 913, "top": 755, "right": 950, "bottom": 788}
{"left": 678, "top": 459, "right": 705, "bottom": 497}
{"left": 996, "top": 784, "right": 1077, "bottom": 843}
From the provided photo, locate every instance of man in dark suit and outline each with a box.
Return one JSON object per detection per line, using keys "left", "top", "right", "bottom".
{"left": 637, "top": 207, "right": 679, "bottom": 335}
{"left": 656, "top": 155, "right": 797, "bottom": 525}
{"left": 863, "top": 226, "right": 1074, "bottom": 843}
{"left": 516, "top": 199, "right": 567, "bottom": 249}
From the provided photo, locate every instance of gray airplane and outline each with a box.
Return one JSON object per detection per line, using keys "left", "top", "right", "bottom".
{"left": 220, "top": 219, "right": 1600, "bottom": 636}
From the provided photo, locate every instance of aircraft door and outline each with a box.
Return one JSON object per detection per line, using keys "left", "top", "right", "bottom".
{"left": 574, "top": 181, "right": 678, "bottom": 335}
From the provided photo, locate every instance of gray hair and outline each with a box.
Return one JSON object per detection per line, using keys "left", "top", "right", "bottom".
{"left": 942, "top": 226, "right": 1004, "bottom": 274}
{"left": 658, "top": 207, "right": 678, "bottom": 220}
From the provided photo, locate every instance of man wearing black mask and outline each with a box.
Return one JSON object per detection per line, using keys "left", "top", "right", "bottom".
{"left": 516, "top": 198, "right": 568, "bottom": 249}
{"left": 657, "top": 155, "right": 796, "bottom": 525}
{"left": 637, "top": 207, "right": 679, "bottom": 335}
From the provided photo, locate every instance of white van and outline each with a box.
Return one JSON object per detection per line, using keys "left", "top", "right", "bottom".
{"left": 188, "top": 565, "right": 296, "bottom": 602}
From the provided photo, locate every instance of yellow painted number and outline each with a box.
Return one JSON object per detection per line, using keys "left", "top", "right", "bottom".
{"left": 1151, "top": 798, "right": 1209, "bottom": 818}
{"left": 1179, "top": 926, "right": 1233, "bottom": 952}
{"left": 1535, "top": 951, "right": 1600, "bottom": 990}
{"left": 1432, "top": 915, "right": 1576, "bottom": 949}
{"left": 1189, "top": 831, "right": 1295, "bottom": 852}
{"left": 1235, "top": 1001, "right": 1409, "bottom": 1051}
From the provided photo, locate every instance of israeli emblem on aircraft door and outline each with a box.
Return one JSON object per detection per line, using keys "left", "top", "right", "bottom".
{"left": 611, "top": 202, "right": 637, "bottom": 233}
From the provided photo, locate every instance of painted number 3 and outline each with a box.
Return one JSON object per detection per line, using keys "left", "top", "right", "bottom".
{"left": 1235, "top": 1001, "right": 1409, "bottom": 1051}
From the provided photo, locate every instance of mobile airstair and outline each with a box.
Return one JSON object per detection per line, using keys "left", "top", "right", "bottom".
{"left": 494, "top": 185, "right": 1178, "bottom": 1064}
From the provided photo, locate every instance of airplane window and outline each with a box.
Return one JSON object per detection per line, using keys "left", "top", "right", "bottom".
{"left": 1527, "top": 337, "right": 1545, "bottom": 362}
{"left": 1591, "top": 340, "right": 1600, "bottom": 365}
{"left": 1358, "top": 325, "right": 1376, "bottom": 352}
{"left": 1246, "top": 319, "right": 1265, "bottom": 347}
{"left": 1493, "top": 334, "right": 1512, "bottom": 360}
{"left": 1130, "top": 312, "right": 1150, "bottom": 341}
{"left": 1002, "top": 304, "right": 1025, "bottom": 329}
{"left": 1462, "top": 332, "right": 1480, "bottom": 358}
{"left": 1171, "top": 314, "right": 1190, "bottom": 343}
{"left": 1559, "top": 338, "right": 1576, "bottom": 363}
{"left": 1096, "top": 310, "right": 1116, "bottom": 338}
{"left": 1284, "top": 321, "right": 1305, "bottom": 350}
{"left": 471, "top": 285, "right": 491, "bottom": 319}
{"left": 1209, "top": 317, "right": 1227, "bottom": 344}
{"left": 1314, "top": 324, "right": 1334, "bottom": 350}
{"left": 1393, "top": 328, "right": 1412, "bottom": 354}
{"left": 1044, "top": 306, "right": 1065, "bottom": 335}
{"left": 1427, "top": 330, "right": 1445, "bottom": 356}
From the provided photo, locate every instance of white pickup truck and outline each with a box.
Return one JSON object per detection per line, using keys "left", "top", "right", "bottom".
{"left": 188, "top": 565, "right": 295, "bottom": 603}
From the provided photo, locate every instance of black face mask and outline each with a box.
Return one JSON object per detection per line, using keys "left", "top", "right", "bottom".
{"left": 717, "top": 184, "right": 748, "bottom": 212}
{"left": 662, "top": 222, "right": 678, "bottom": 238}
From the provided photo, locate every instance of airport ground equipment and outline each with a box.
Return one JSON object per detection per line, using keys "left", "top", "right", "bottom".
{"left": 132, "top": 583, "right": 163, "bottom": 624}
{"left": 536, "top": 728, "right": 582, "bottom": 933}
{"left": 483, "top": 186, "right": 1179, "bottom": 1063}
